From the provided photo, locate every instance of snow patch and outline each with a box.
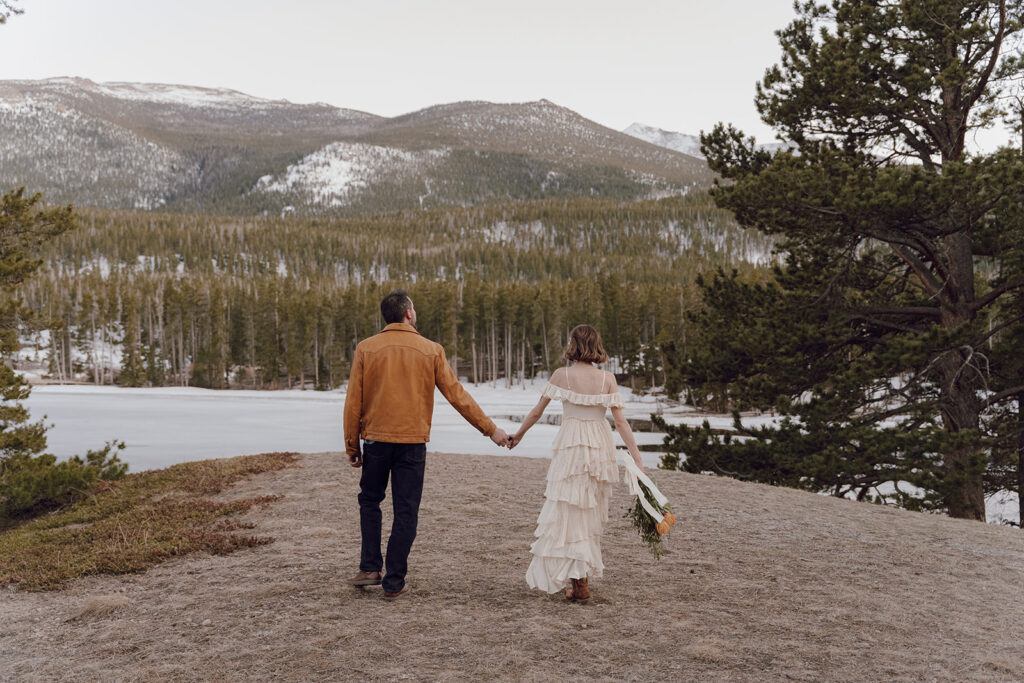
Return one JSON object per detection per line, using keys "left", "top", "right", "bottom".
{"left": 254, "top": 142, "right": 448, "bottom": 207}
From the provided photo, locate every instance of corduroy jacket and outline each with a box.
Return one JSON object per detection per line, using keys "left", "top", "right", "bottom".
{"left": 343, "top": 323, "right": 495, "bottom": 456}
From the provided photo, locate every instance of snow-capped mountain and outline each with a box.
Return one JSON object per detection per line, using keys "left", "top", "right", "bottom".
{"left": 73, "top": 80, "right": 305, "bottom": 109}
{"left": 623, "top": 123, "right": 705, "bottom": 158}
{"left": 624, "top": 122, "right": 794, "bottom": 160}
{"left": 0, "top": 78, "right": 712, "bottom": 215}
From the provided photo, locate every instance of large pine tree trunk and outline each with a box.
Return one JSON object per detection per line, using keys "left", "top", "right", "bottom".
{"left": 1017, "top": 104, "right": 1024, "bottom": 529}
{"left": 1018, "top": 393, "right": 1023, "bottom": 529}
{"left": 937, "top": 233, "right": 985, "bottom": 521}
{"left": 937, "top": 373, "right": 986, "bottom": 520}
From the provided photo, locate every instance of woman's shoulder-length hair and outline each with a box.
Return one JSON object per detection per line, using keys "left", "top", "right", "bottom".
{"left": 563, "top": 324, "right": 609, "bottom": 364}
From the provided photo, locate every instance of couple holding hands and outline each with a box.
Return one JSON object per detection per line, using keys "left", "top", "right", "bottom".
{"left": 344, "top": 290, "right": 646, "bottom": 602}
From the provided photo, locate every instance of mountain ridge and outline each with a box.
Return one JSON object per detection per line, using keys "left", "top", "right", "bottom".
{"left": 623, "top": 120, "right": 794, "bottom": 159}
{"left": 0, "top": 77, "right": 712, "bottom": 215}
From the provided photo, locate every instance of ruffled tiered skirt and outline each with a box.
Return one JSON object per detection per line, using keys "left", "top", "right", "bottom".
{"left": 525, "top": 417, "right": 619, "bottom": 593}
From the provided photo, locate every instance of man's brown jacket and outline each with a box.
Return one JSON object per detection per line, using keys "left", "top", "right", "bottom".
{"left": 343, "top": 323, "right": 496, "bottom": 456}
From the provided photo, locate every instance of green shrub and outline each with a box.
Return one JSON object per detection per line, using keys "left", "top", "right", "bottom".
{"left": 1, "top": 441, "right": 126, "bottom": 524}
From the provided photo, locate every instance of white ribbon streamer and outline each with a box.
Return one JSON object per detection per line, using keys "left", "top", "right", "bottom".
{"left": 618, "top": 454, "right": 669, "bottom": 523}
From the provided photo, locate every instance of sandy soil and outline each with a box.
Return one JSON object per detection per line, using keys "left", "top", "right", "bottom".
{"left": 2, "top": 451, "right": 1023, "bottom": 682}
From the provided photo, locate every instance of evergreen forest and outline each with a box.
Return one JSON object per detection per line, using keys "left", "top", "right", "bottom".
{"left": 16, "top": 194, "right": 773, "bottom": 391}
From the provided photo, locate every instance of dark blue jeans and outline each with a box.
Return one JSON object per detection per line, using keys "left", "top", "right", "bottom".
{"left": 357, "top": 441, "right": 426, "bottom": 593}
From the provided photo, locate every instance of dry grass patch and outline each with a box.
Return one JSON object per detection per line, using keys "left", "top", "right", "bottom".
{"left": 683, "top": 637, "right": 734, "bottom": 663}
{"left": 67, "top": 595, "right": 132, "bottom": 621}
{"left": 0, "top": 452, "right": 297, "bottom": 591}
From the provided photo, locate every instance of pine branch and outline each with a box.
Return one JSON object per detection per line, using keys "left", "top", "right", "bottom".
{"left": 970, "top": 278, "right": 1024, "bottom": 312}
{"left": 984, "top": 384, "right": 1024, "bottom": 408}
{"left": 965, "top": 1, "right": 1009, "bottom": 115}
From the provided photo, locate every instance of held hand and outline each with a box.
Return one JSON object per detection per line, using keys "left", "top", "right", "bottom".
{"left": 348, "top": 452, "right": 362, "bottom": 468}
{"left": 490, "top": 427, "right": 511, "bottom": 448}
{"left": 507, "top": 434, "right": 522, "bottom": 449}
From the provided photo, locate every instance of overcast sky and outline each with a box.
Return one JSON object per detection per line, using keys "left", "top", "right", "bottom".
{"left": 1, "top": 1, "right": 1016, "bottom": 151}
{"left": 0, "top": 0, "right": 805, "bottom": 141}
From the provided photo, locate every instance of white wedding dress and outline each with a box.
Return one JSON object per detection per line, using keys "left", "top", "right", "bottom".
{"left": 525, "top": 375, "right": 624, "bottom": 593}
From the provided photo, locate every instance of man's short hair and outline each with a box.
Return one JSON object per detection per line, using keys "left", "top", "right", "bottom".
{"left": 381, "top": 290, "right": 412, "bottom": 324}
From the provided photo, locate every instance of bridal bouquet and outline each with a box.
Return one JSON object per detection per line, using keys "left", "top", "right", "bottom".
{"left": 620, "top": 458, "right": 675, "bottom": 559}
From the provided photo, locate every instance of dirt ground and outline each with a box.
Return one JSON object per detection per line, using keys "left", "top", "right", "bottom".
{"left": 2, "top": 451, "right": 1023, "bottom": 682}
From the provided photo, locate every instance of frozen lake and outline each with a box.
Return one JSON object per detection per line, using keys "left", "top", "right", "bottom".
{"left": 24, "top": 381, "right": 670, "bottom": 472}
{"left": 23, "top": 382, "right": 1018, "bottom": 525}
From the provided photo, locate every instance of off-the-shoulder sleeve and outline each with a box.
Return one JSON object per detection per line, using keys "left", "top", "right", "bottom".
{"left": 542, "top": 382, "right": 626, "bottom": 408}
{"left": 541, "top": 382, "right": 568, "bottom": 401}
{"left": 606, "top": 391, "right": 625, "bottom": 409}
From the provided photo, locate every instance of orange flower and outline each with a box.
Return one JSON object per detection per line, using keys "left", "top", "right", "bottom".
{"left": 656, "top": 520, "right": 670, "bottom": 535}
{"left": 664, "top": 512, "right": 676, "bottom": 526}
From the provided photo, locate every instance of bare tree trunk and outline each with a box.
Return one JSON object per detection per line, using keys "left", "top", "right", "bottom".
{"left": 52, "top": 326, "right": 65, "bottom": 383}
{"left": 520, "top": 334, "right": 526, "bottom": 385}
{"left": 452, "top": 285, "right": 460, "bottom": 376}
{"left": 490, "top": 318, "right": 497, "bottom": 386}
{"left": 65, "top": 325, "right": 72, "bottom": 380}
{"left": 155, "top": 285, "right": 165, "bottom": 379}
{"left": 541, "top": 316, "right": 550, "bottom": 372}
{"left": 471, "top": 322, "right": 478, "bottom": 385}
{"left": 179, "top": 324, "right": 186, "bottom": 387}
{"left": 249, "top": 307, "right": 256, "bottom": 388}
{"left": 100, "top": 318, "right": 109, "bottom": 384}
{"left": 505, "top": 323, "right": 512, "bottom": 389}
{"left": 91, "top": 313, "right": 99, "bottom": 384}
{"left": 650, "top": 314, "right": 657, "bottom": 388}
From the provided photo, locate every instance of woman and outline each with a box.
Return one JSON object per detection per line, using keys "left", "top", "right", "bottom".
{"left": 509, "top": 324, "right": 645, "bottom": 602}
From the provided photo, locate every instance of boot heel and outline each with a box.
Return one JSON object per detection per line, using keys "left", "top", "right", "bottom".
{"left": 570, "top": 578, "right": 591, "bottom": 603}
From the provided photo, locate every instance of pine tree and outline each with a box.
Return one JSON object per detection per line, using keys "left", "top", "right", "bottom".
{"left": 0, "top": 189, "right": 125, "bottom": 524}
{"left": 664, "top": 0, "right": 1024, "bottom": 520}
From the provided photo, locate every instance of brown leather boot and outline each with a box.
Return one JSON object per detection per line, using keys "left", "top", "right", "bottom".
{"left": 346, "top": 570, "right": 382, "bottom": 586}
{"left": 570, "top": 578, "right": 591, "bottom": 602}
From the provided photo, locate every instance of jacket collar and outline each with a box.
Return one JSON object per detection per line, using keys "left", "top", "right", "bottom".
{"left": 382, "top": 322, "right": 419, "bottom": 334}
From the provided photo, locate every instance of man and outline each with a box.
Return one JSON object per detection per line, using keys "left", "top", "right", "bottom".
{"left": 344, "top": 290, "right": 510, "bottom": 599}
